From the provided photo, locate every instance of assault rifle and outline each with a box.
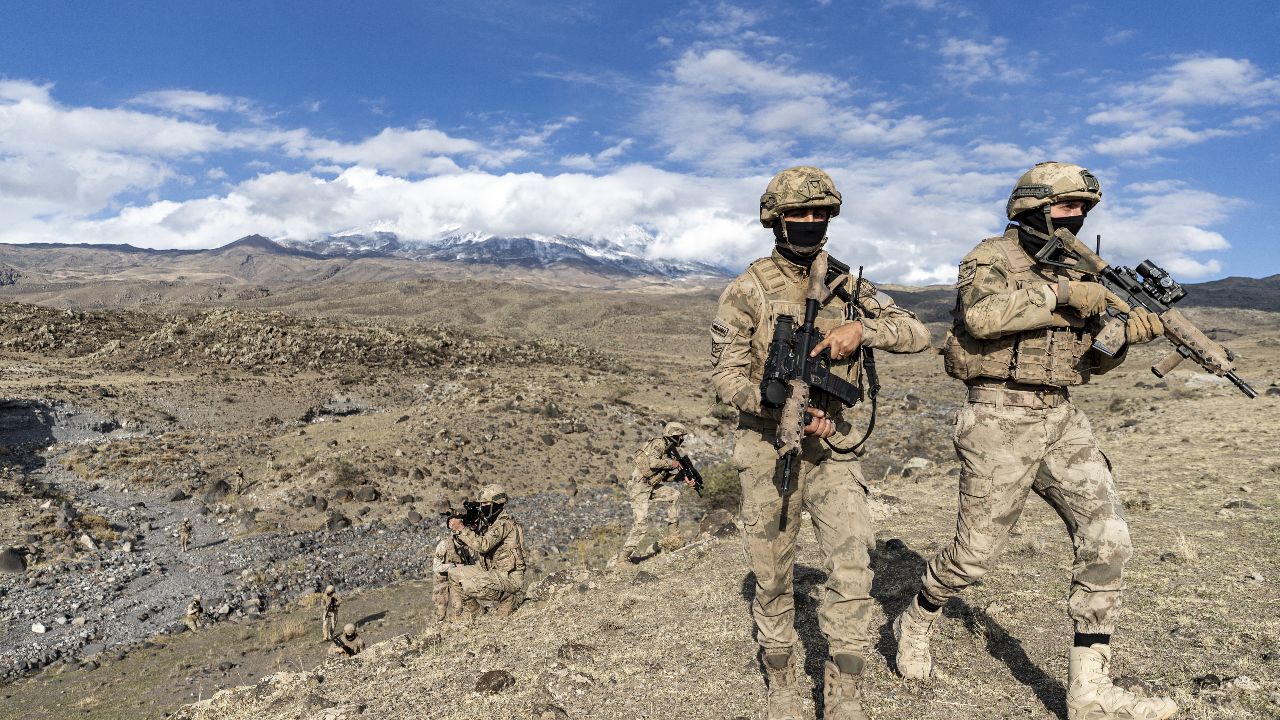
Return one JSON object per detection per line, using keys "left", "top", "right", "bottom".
{"left": 329, "top": 635, "right": 357, "bottom": 656}
{"left": 759, "top": 253, "right": 875, "bottom": 497}
{"left": 440, "top": 500, "right": 489, "bottom": 535}
{"left": 1033, "top": 232, "right": 1256, "bottom": 398}
{"left": 664, "top": 439, "right": 704, "bottom": 496}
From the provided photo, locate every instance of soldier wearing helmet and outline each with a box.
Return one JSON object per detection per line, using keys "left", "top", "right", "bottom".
{"left": 446, "top": 483, "right": 529, "bottom": 619}
{"left": 321, "top": 584, "right": 340, "bottom": 640}
{"left": 330, "top": 622, "right": 365, "bottom": 656}
{"left": 893, "top": 162, "right": 1175, "bottom": 720}
{"left": 607, "top": 420, "right": 699, "bottom": 569}
{"left": 711, "top": 167, "right": 931, "bottom": 720}
{"left": 184, "top": 595, "right": 203, "bottom": 633}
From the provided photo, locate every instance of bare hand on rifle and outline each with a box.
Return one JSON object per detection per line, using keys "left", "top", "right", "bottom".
{"left": 810, "top": 320, "right": 864, "bottom": 361}
{"left": 803, "top": 406, "right": 836, "bottom": 438}
{"left": 448, "top": 518, "right": 464, "bottom": 532}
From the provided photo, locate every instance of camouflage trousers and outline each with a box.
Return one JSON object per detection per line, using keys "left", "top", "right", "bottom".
{"left": 620, "top": 476, "right": 681, "bottom": 554}
{"left": 184, "top": 614, "right": 200, "bottom": 632}
{"left": 921, "top": 400, "right": 1132, "bottom": 634}
{"left": 733, "top": 425, "right": 876, "bottom": 659}
{"left": 323, "top": 610, "right": 337, "bottom": 639}
{"left": 432, "top": 572, "right": 461, "bottom": 620}
{"left": 448, "top": 565, "right": 525, "bottom": 603}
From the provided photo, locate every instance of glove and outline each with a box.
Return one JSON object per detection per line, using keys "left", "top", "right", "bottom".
{"left": 1064, "top": 281, "right": 1109, "bottom": 317}
{"left": 1126, "top": 307, "right": 1164, "bottom": 344}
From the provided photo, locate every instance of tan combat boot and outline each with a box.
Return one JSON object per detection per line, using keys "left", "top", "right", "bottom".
{"left": 823, "top": 655, "right": 869, "bottom": 720}
{"left": 1067, "top": 644, "right": 1177, "bottom": 720}
{"left": 605, "top": 549, "right": 633, "bottom": 570}
{"left": 496, "top": 592, "right": 522, "bottom": 617}
{"left": 892, "top": 596, "right": 940, "bottom": 679}
{"left": 659, "top": 525, "right": 683, "bottom": 552}
{"left": 762, "top": 650, "right": 809, "bottom": 720}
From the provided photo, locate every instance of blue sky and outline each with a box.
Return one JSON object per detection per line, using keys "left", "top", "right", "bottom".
{"left": 2, "top": 0, "right": 1278, "bottom": 283}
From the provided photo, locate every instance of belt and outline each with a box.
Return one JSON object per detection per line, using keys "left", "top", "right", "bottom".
{"left": 966, "top": 381, "right": 1069, "bottom": 409}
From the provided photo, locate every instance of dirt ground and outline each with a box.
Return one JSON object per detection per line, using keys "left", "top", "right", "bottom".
{"left": 1, "top": 273, "right": 1278, "bottom": 719}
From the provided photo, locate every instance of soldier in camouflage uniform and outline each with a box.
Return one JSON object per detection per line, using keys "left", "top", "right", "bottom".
{"left": 330, "top": 623, "right": 365, "bottom": 656}
{"left": 446, "top": 484, "right": 529, "bottom": 619}
{"left": 321, "top": 585, "right": 339, "bottom": 639}
{"left": 712, "top": 167, "right": 931, "bottom": 720}
{"left": 184, "top": 595, "right": 203, "bottom": 632}
{"left": 178, "top": 518, "right": 192, "bottom": 553}
{"left": 892, "top": 162, "right": 1176, "bottom": 720}
{"left": 607, "top": 422, "right": 697, "bottom": 569}
{"left": 432, "top": 531, "right": 470, "bottom": 621}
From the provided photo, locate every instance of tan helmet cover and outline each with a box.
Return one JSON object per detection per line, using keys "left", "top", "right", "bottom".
{"left": 480, "top": 483, "right": 508, "bottom": 504}
{"left": 759, "top": 166, "right": 843, "bottom": 227}
{"left": 662, "top": 422, "right": 689, "bottom": 438}
{"left": 325, "top": 585, "right": 335, "bottom": 594}
{"left": 343, "top": 623, "right": 356, "bottom": 636}
{"left": 1006, "top": 161, "right": 1102, "bottom": 220}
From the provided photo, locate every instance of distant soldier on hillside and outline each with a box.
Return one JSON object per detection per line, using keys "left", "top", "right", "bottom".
{"left": 177, "top": 518, "right": 192, "bottom": 553}
{"left": 321, "top": 585, "right": 340, "bottom": 639}
{"left": 607, "top": 422, "right": 697, "bottom": 569}
{"left": 184, "top": 596, "right": 203, "bottom": 632}
{"left": 446, "top": 484, "right": 528, "bottom": 619}
{"left": 330, "top": 623, "right": 365, "bottom": 657}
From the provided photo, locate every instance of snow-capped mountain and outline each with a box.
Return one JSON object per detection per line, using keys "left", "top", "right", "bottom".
{"left": 277, "top": 231, "right": 727, "bottom": 279}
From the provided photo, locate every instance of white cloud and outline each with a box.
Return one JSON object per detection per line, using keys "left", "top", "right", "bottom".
{"left": 938, "top": 37, "right": 1034, "bottom": 86}
{"left": 1088, "top": 56, "right": 1280, "bottom": 157}
{"left": 130, "top": 89, "right": 255, "bottom": 117}
{"left": 299, "top": 127, "right": 485, "bottom": 174}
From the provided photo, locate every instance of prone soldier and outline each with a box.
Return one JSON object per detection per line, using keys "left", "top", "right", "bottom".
{"left": 711, "top": 167, "right": 931, "bottom": 719}
{"left": 891, "top": 162, "right": 1177, "bottom": 720}
{"left": 607, "top": 422, "right": 697, "bottom": 569}
{"left": 446, "top": 484, "right": 529, "bottom": 619}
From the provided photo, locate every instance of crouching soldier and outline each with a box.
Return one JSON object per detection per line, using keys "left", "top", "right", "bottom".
{"left": 446, "top": 484, "right": 529, "bottom": 619}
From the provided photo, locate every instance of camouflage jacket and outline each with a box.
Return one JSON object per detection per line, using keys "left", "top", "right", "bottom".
{"left": 944, "top": 227, "right": 1125, "bottom": 386}
{"left": 322, "top": 594, "right": 339, "bottom": 614}
{"left": 631, "top": 437, "right": 679, "bottom": 485}
{"left": 432, "top": 536, "right": 469, "bottom": 575}
{"left": 455, "top": 511, "right": 527, "bottom": 575}
{"left": 710, "top": 249, "right": 931, "bottom": 423}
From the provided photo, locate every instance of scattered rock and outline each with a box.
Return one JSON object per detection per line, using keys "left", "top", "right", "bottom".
{"left": 1265, "top": 387, "right": 1280, "bottom": 397}
{"left": 884, "top": 538, "right": 908, "bottom": 552}
{"left": 204, "top": 478, "right": 232, "bottom": 501}
{"left": 901, "top": 457, "right": 930, "bottom": 478}
{"left": 475, "top": 669, "right": 516, "bottom": 694}
{"left": 698, "top": 508, "right": 738, "bottom": 538}
{"left": 1223, "top": 499, "right": 1260, "bottom": 510}
{"left": 31, "top": 622, "right": 46, "bottom": 634}
{"left": 167, "top": 488, "right": 190, "bottom": 502}
{"left": 0, "top": 547, "right": 26, "bottom": 574}
{"left": 406, "top": 510, "right": 423, "bottom": 524}
{"left": 353, "top": 486, "right": 380, "bottom": 502}
{"left": 633, "top": 571, "right": 659, "bottom": 584}
{"left": 325, "top": 512, "right": 352, "bottom": 532}
{"left": 531, "top": 705, "right": 569, "bottom": 720}
{"left": 78, "top": 534, "right": 97, "bottom": 552}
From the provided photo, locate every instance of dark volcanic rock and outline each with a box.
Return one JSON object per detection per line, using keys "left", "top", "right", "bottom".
{"left": 166, "top": 488, "right": 190, "bottom": 502}
{"left": 354, "top": 486, "right": 380, "bottom": 502}
{"left": 698, "top": 509, "right": 738, "bottom": 538}
{"left": 326, "top": 512, "right": 352, "bottom": 532}
{"left": 475, "top": 669, "right": 516, "bottom": 694}
{"left": 0, "top": 548, "right": 26, "bottom": 574}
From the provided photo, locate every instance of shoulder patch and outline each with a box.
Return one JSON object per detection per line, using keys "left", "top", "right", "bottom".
{"left": 957, "top": 259, "right": 979, "bottom": 288}
{"left": 710, "top": 316, "right": 738, "bottom": 368}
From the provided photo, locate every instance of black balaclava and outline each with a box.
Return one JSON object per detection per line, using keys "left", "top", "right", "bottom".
{"left": 1016, "top": 208, "right": 1085, "bottom": 255}
{"left": 773, "top": 219, "right": 829, "bottom": 266}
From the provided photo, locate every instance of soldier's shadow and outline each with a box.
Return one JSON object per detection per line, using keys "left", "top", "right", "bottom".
{"left": 870, "top": 539, "right": 1067, "bottom": 720}
{"left": 741, "top": 539, "right": 1066, "bottom": 718}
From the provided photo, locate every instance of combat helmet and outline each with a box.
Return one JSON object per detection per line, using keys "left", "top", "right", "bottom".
{"left": 325, "top": 585, "right": 335, "bottom": 594}
{"left": 343, "top": 623, "right": 356, "bottom": 636}
{"left": 1006, "top": 162, "right": 1102, "bottom": 236}
{"left": 662, "top": 422, "right": 689, "bottom": 438}
{"left": 480, "top": 483, "right": 508, "bottom": 504}
{"left": 759, "top": 166, "right": 842, "bottom": 227}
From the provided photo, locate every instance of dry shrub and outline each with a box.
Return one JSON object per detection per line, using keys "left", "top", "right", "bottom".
{"left": 267, "top": 619, "right": 309, "bottom": 645}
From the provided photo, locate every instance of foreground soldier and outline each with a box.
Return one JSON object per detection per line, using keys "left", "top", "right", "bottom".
{"left": 893, "top": 162, "right": 1176, "bottom": 720}
{"left": 184, "top": 596, "right": 203, "bottom": 632}
{"left": 330, "top": 623, "right": 365, "bottom": 656}
{"left": 321, "top": 585, "right": 340, "bottom": 640}
{"left": 712, "top": 167, "right": 930, "bottom": 720}
{"left": 446, "top": 484, "right": 528, "bottom": 618}
{"left": 432, "top": 529, "right": 469, "bottom": 621}
{"left": 607, "top": 422, "right": 697, "bottom": 569}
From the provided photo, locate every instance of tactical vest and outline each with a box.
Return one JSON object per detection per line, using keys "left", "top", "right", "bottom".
{"left": 744, "top": 255, "right": 859, "bottom": 416}
{"left": 482, "top": 513, "right": 527, "bottom": 575}
{"left": 942, "top": 233, "right": 1097, "bottom": 388}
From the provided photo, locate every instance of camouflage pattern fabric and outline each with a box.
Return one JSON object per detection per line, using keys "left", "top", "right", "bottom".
{"left": 921, "top": 400, "right": 1131, "bottom": 634}
{"left": 735, "top": 426, "right": 876, "bottom": 658}
{"left": 447, "top": 564, "right": 522, "bottom": 602}
{"left": 432, "top": 536, "right": 466, "bottom": 621}
{"left": 620, "top": 469, "right": 682, "bottom": 555}
{"left": 322, "top": 592, "right": 339, "bottom": 639}
{"left": 451, "top": 511, "right": 528, "bottom": 605}
{"left": 710, "top": 249, "right": 930, "bottom": 660}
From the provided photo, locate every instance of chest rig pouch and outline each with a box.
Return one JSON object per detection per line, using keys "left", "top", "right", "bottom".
{"left": 944, "top": 235, "right": 1096, "bottom": 387}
